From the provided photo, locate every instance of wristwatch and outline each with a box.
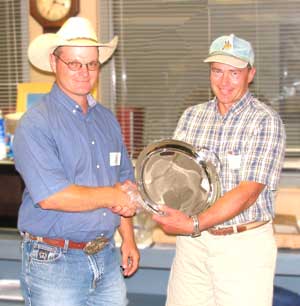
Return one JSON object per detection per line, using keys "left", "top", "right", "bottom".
{"left": 190, "top": 215, "right": 201, "bottom": 237}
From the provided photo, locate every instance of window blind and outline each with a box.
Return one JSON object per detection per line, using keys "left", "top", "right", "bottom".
{"left": 0, "top": 0, "right": 29, "bottom": 115}
{"left": 99, "top": 0, "right": 300, "bottom": 158}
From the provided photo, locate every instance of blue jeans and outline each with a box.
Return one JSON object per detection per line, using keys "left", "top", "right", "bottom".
{"left": 20, "top": 238, "right": 127, "bottom": 306}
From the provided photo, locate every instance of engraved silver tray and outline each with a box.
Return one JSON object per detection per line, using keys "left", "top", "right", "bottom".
{"left": 135, "top": 139, "right": 221, "bottom": 216}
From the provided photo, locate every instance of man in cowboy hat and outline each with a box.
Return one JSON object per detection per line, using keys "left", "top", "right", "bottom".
{"left": 153, "top": 34, "right": 286, "bottom": 306}
{"left": 13, "top": 17, "right": 139, "bottom": 306}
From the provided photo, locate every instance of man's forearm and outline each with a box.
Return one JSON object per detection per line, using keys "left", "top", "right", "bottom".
{"left": 198, "top": 181, "right": 265, "bottom": 231}
{"left": 118, "top": 216, "right": 135, "bottom": 243}
{"left": 39, "top": 184, "right": 121, "bottom": 212}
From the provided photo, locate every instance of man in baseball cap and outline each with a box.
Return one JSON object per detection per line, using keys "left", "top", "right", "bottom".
{"left": 153, "top": 33, "right": 285, "bottom": 306}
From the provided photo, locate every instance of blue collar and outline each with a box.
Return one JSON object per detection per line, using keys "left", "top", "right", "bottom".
{"left": 50, "top": 83, "right": 97, "bottom": 115}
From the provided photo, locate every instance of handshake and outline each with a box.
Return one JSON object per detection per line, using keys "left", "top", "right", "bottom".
{"left": 111, "top": 180, "right": 144, "bottom": 217}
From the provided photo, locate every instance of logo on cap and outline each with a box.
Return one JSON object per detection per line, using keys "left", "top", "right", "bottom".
{"left": 222, "top": 40, "right": 232, "bottom": 51}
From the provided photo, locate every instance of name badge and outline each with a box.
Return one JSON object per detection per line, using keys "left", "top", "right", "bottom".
{"left": 110, "top": 152, "right": 121, "bottom": 166}
{"left": 227, "top": 152, "right": 241, "bottom": 170}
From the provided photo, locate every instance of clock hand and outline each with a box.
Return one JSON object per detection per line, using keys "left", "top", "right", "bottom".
{"left": 46, "top": 0, "right": 55, "bottom": 16}
{"left": 53, "top": 0, "right": 66, "bottom": 7}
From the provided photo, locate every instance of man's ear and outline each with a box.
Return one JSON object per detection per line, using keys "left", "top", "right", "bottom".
{"left": 248, "top": 67, "right": 256, "bottom": 84}
{"left": 49, "top": 53, "right": 57, "bottom": 73}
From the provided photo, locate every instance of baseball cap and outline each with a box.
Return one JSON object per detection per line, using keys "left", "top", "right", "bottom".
{"left": 204, "top": 34, "right": 254, "bottom": 68}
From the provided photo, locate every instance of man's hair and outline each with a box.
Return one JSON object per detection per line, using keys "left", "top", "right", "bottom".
{"left": 53, "top": 47, "right": 63, "bottom": 57}
{"left": 52, "top": 46, "right": 99, "bottom": 58}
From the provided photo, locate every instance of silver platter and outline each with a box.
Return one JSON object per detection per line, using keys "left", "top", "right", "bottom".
{"left": 135, "top": 139, "right": 221, "bottom": 216}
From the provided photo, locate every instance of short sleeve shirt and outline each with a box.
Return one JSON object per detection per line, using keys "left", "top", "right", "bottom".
{"left": 13, "top": 83, "right": 134, "bottom": 241}
{"left": 174, "top": 92, "right": 286, "bottom": 225}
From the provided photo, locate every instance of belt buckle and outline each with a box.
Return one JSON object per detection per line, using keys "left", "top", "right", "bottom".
{"left": 83, "top": 237, "right": 109, "bottom": 255}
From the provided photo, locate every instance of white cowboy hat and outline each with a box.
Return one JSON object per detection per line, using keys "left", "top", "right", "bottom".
{"left": 28, "top": 17, "right": 118, "bottom": 72}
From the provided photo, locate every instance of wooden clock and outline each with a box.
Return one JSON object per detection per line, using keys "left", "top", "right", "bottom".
{"left": 30, "top": 0, "right": 80, "bottom": 32}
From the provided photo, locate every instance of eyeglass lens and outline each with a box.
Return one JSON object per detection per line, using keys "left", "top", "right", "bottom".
{"left": 54, "top": 54, "right": 100, "bottom": 71}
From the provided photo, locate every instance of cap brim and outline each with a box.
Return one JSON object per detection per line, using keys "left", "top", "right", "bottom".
{"left": 204, "top": 54, "right": 249, "bottom": 69}
{"left": 28, "top": 34, "right": 118, "bottom": 72}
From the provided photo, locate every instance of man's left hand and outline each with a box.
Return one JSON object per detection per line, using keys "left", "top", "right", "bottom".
{"left": 120, "top": 239, "right": 140, "bottom": 277}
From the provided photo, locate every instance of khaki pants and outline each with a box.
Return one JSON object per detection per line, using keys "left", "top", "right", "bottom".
{"left": 166, "top": 222, "right": 277, "bottom": 306}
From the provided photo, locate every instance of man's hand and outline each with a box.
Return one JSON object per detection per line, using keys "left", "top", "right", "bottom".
{"left": 111, "top": 181, "right": 140, "bottom": 217}
{"left": 152, "top": 205, "right": 194, "bottom": 236}
{"left": 120, "top": 238, "right": 140, "bottom": 277}
{"left": 118, "top": 216, "right": 140, "bottom": 277}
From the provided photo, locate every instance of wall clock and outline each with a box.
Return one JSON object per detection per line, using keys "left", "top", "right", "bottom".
{"left": 30, "top": 0, "right": 80, "bottom": 32}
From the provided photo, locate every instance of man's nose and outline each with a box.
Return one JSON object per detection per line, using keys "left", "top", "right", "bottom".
{"left": 79, "top": 64, "right": 90, "bottom": 73}
{"left": 220, "top": 72, "right": 230, "bottom": 85}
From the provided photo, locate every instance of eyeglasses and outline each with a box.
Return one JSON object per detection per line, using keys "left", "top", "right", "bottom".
{"left": 54, "top": 54, "right": 100, "bottom": 71}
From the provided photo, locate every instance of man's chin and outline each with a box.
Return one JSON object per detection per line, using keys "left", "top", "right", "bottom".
{"left": 76, "top": 88, "right": 93, "bottom": 96}
{"left": 77, "top": 91, "right": 90, "bottom": 96}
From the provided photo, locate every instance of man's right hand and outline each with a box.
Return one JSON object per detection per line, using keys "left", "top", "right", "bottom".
{"left": 111, "top": 181, "right": 140, "bottom": 217}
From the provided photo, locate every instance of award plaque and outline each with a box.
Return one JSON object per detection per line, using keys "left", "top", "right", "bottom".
{"left": 135, "top": 139, "right": 221, "bottom": 216}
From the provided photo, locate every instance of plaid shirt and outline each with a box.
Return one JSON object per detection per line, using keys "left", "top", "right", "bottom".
{"left": 174, "top": 91, "right": 286, "bottom": 225}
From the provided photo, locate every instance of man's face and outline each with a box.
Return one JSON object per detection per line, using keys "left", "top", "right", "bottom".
{"left": 50, "top": 46, "right": 99, "bottom": 101}
{"left": 210, "top": 62, "right": 256, "bottom": 112}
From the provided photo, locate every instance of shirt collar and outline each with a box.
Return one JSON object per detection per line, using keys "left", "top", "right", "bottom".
{"left": 213, "top": 91, "right": 252, "bottom": 117}
{"left": 230, "top": 91, "right": 252, "bottom": 114}
{"left": 50, "top": 83, "right": 97, "bottom": 113}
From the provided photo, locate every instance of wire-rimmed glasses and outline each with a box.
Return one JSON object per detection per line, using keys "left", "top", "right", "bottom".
{"left": 54, "top": 54, "right": 100, "bottom": 71}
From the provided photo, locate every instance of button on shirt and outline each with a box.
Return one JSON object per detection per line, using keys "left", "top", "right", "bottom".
{"left": 174, "top": 91, "right": 286, "bottom": 225}
{"left": 13, "top": 84, "right": 134, "bottom": 241}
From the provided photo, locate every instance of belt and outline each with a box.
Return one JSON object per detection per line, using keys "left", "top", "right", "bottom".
{"left": 25, "top": 233, "right": 109, "bottom": 255}
{"left": 208, "top": 221, "right": 269, "bottom": 236}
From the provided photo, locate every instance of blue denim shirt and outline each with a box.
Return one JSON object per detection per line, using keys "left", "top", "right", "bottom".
{"left": 13, "top": 83, "right": 134, "bottom": 242}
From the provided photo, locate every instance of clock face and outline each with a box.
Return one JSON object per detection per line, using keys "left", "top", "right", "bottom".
{"left": 30, "top": 0, "right": 79, "bottom": 30}
{"left": 36, "top": 0, "right": 72, "bottom": 22}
